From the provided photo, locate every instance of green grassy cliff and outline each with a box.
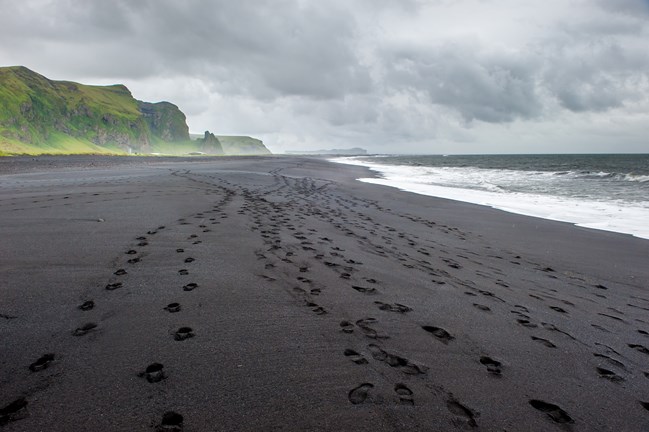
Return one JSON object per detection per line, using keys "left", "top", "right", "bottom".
{"left": 0, "top": 66, "right": 153, "bottom": 154}
{"left": 0, "top": 66, "right": 270, "bottom": 156}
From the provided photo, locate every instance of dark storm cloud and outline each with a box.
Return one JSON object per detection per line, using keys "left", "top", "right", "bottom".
{"left": 0, "top": 0, "right": 372, "bottom": 99}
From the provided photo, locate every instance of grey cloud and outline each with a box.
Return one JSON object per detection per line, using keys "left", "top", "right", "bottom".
{"left": 0, "top": 0, "right": 372, "bottom": 99}
{"left": 541, "top": 25, "right": 649, "bottom": 113}
{"left": 0, "top": 0, "right": 648, "bottom": 153}
{"left": 383, "top": 43, "right": 543, "bottom": 123}
{"left": 596, "top": 0, "right": 649, "bottom": 15}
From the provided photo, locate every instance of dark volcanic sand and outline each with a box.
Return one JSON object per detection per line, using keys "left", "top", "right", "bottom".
{"left": 1, "top": 156, "right": 648, "bottom": 431}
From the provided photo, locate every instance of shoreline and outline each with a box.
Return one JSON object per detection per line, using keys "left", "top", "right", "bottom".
{"left": 330, "top": 156, "right": 649, "bottom": 241}
{"left": 1, "top": 156, "right": 647, "bottom": 431}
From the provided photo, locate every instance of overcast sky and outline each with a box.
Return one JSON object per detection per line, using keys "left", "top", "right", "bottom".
{"left": 1, "top": 0, "right": 648, "bottom": 154}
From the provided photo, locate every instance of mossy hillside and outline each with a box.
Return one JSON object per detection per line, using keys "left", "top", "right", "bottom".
{"left": 0, "top": 67, "right": 191, "bottom": 155}
{"left": 0, "top": 130, "right": 126, "bottom": 155}
{"left": 0, "top": 66, "right": 150, "bottom": 151}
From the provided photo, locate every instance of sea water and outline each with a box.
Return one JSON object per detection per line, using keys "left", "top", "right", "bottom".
{"left": 332, "top": 154, "right": 649, "bottom": 240}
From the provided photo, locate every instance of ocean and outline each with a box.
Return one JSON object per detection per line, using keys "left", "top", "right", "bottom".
{"left": 332, "top": 154, "right": 649, "bottom": 240}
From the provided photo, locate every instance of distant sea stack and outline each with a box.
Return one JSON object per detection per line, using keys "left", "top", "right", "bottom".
{"left": 195, "top": 131, "right": 224, "bottom": 155}
{"left": 285, "top": 148, "right": 367, "bottom": 155}
{"left": 0, "top": 66, "right": 271, "bottom": 156}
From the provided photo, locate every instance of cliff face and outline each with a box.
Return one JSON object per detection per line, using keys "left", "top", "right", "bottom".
{"left": 0, "top": 67, "right": 185, "bottom": 154}
{"left": 138, "top": 101, "right": 189, "bottom": 143}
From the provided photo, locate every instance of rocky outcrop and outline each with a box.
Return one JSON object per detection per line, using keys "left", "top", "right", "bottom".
{"left": 138, "top": 101, "right": 189, "bottom": 142}
{"left": 196, "top": 131, "right": 224, "bottom": 155}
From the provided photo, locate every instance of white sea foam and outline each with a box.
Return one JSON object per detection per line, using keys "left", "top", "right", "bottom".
{"left": 332, "top": 157, "right": 649, "bottom": 240}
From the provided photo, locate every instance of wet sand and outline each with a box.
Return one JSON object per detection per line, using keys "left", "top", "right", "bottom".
{"left": 1, "top": 156, "right": 648, "bottom": 431}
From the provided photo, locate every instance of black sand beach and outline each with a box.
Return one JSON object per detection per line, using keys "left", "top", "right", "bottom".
{"left": 1, "top": 156, "right": 648, "bottom": 431}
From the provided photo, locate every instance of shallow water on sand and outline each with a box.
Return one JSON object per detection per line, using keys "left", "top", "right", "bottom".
{"left": 334, "top": 154, "right": 649, "bottom": 239}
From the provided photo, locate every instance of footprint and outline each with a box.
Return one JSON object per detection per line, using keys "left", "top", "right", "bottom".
{"left": 157, "top": 411, "right": 183, "bottom": 431}
{"left": 641, "top": 401, "right": 649, "bottom": 411}
{"left": 125, "top": 250, "right": 137, "bottom": 255}
{"left": 344, "top": 349, "right": 368, "bottom": 365}
{"left": 531, "top": 336, "right": 557, "bottom": 348}
{"left": 29, "top": 353, "right": 55, "bottom": 372}
{"left": 517, "top": 319, "right": 538, "bottom": 328}
{"left": 114, "top": 269, "right": 127, "bottom": 276}
{"left": 422, "top": 326, "right": 454, "bottom": 344}
{"left": 395, "top": 383, "right": 414, "bottom": 405}
{"left": 591, "top": 324, "right": 610, "bottom": 333}
{"left": 140, "top": 363, "right": 166, "bottom": 383}
{"left": 473, "top": 304, "right": 491, "bottom": 312}
{"left": 183, "top": 283, "right": 198, "bottom": 292}
{"left": 593, "top": 353, "right": 625, "bottom": 369}
{"left": 72, "top": 322, "right": 97, "bottom": 336}
{"left": 446, "top": 398, "right": 478, "bottom": 428}
{"left": 176, "top": 249, "right": 184, "bottom": 253}
{"left": 550, "top": 306, "right": 567, "bottom": 313}
{"left": 368, "top": 344, "right": 427, "bottom": 375}
{"left": 127, "top": 257, "right": 141, "bottom": 264}
{"left": 352, "top": 285, "right": 377, "bottom": 294}
{"left": 529, "top": 399, "right": 574, "bottom": 424}
{"left": 78, "top": 300, "right": 95, "bottom": 311}
{"left": 105, "top": 282, "right": 123, "bottom": 291}
{"left": 596, "top": 367, "right": 623, "bottom": 382}
{"left": 356, "top": 318, "right": 388, "bottom": 339}
{"left": 348, "top": 383, "right": 373, "bottom": 405}
{"left": 0, "top": 398, "right": 28, "bottom": 425}
{"left": 375, "top": 301, "right": 412, "bottom": 313}
{"left": 174, "top": 327, "right": 194, "bottom": 341}
{"left": 479, "top": 356, "right": 502, "bottom": 375}
{"left": 184, "top": 257, "right": 195, "bottom": 263}
{"left": 628, "top": 344, "right": 649, "bottom": 355}
{"left": 164, "top": 303, "right": 181, "bottom": 313}
{"left": 178, "top": 269, "right": 189, "bottom": 276}
{"left": 340, "top": 321, "right": 354, "bottom": 334}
